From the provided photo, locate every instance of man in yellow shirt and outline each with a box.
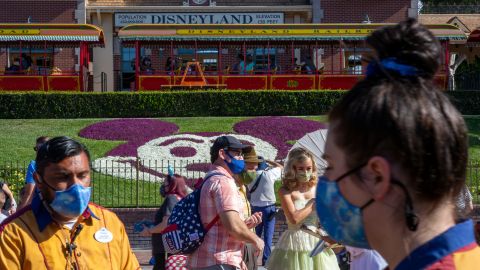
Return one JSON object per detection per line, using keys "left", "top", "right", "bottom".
{"left": 0, "top": 136, "right": 140, "bottom": 269}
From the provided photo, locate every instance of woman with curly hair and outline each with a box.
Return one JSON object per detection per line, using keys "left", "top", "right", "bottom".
{"left": 267, "top": 147, "right": 339, "bottom": 270}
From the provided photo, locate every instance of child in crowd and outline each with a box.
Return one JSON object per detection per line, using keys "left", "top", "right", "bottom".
{"left": 266, "top": 147, "right": 339, "bottom": 270}
{"left": 0, "top": 188, "right": 7, "bottom": 224}
{"left": 140, "top": 170, "right": 189, "bottom": 270}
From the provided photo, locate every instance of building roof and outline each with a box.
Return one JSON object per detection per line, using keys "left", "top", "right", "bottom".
{"left": 118, "top": 23, "right": 467, "bottom": 43}
{"left": 0, "top": 24, "right": 104, "bottom": 45}
{"left": 467, "top": 27, "right": 480, "bottom": 47}
{"left": 419, "top": 14, "right": 480, "bottom": 34}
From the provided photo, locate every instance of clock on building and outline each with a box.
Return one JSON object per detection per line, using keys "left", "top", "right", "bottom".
{"left": 188, "top": 0, "right": 210, "bottom": 6}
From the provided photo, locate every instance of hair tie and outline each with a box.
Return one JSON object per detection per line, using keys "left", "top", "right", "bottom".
{"left": 366, "top": 57, "right": 418, "bottom": 77}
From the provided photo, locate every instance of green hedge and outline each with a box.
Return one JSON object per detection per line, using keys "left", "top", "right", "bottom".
{"left": 0, "top": 90, "right": 345, "bottom": 118}
{"left": 0, "top": 90, "right": 479, "bottom": 118}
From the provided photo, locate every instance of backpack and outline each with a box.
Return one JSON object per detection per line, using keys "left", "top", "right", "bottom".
{"left": 161, "top": 173, "right": 224, "bottom": 255}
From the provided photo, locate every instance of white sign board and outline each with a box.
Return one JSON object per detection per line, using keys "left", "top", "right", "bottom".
{"left": 115, "top": 13, "right": 284, "bottom": 27}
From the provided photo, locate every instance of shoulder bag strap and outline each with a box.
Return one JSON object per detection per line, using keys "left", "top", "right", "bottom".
{"left": 200, "top": 172, "right": 224, "bottom": 232}
{"left": 248, "top": 171, "right": 265, "bottom": 195}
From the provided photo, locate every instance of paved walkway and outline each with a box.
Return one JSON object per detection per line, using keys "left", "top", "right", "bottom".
{"left": 133, "top": 249, "right": 267, "bottom": 270}
{"left": 133, "top": 249, "right": 153, "bottom": 270}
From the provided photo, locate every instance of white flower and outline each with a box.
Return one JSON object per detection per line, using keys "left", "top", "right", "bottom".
{"left": 93, "top": 133, "right": 278, "bottom": 182}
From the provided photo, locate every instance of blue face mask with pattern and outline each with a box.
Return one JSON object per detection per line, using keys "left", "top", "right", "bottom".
{"left": 225, "top": 151, "right": 245, "bottom": 174}
{"left": 316, "top": 164, "right": 374, "bottom": 249}
{"left": 50, "top": 184, "right": 91, "bottom": 219}
{"left": 41, "top": 177, "right": 91, "bottom": 219}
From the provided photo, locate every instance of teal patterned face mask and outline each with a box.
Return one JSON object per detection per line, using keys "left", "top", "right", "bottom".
{"left": 316, "top": 164, "right": 374, "bottom": 249}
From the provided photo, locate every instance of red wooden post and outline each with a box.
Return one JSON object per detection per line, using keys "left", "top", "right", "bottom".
{"left": 267, "top": 41, "right": 270, "bottom": 74}
{"left": 43, "top": 41, "right": 47, "bottom": 70}
{"left": 291, "top": 41, "right": 294, "bottom": 72}
{"left": 170, "top": 40, "right": 174, "bottom": 82}
{"left": 80, "top": 42, "right": 85, "bottom": 92}
{"left": 339, "top": 40, "right": 343, "bottom": 75}
{"left": 135, "top": 41, "right": 140, "bottom": 91}
{"left": 195, "top": 39, "right": 198, "bottom": 62}
{"left": 19, "top": 41, "right": 22, "bottom": 71}
{"left": 444, "top": 41, "right": 450, "bottom": 90}
{"left": 44, "top": 41, "right": 48, "bottom": 91}
{"left": 315, "top": 41, "right": 319, "bottom": 89}
{"left": 243, "top": 41, "right": 246, "bottom": 74}
{"left": 315, "top": 41, "right": 318, "bottom": 76}
{"left": 330, "top": 43, "right": 334, "bottom": 74}
{"left": 218, "top": 41, "right": 222, "bottom": 77}
{"left": 353, "top": 42, "right": 356, "bottom": 74}
{"left": 51, "top": 45, "right": 55, "bottom": 71}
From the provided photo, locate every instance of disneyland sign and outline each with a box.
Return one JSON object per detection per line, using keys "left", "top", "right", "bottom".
{"left": 115, "top": 13, "right": 284, "bottom": 26}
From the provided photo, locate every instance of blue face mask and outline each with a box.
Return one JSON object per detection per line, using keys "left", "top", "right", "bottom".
{"left": 316, "top": 165, "right": 374, "bottom": 249}
{"left": 49, "top": 184, "right": 91, "bottom": 219}
{"left": 225, "top": 151, "right": 245, "bottom": 174}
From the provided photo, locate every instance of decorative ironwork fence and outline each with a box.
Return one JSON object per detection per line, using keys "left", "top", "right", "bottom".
{"left": 1, "top": 159, "right": 480, "bottom": 207}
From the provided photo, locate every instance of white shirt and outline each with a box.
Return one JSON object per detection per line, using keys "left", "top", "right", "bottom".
{"left": 0, "top": 213, "right": 7, "bottom": 224}
{"left": 248, "top": 167, "right": 282, "bottom": 207}
{"left": 346, "top": 246, "right": 387, "bottom": 270}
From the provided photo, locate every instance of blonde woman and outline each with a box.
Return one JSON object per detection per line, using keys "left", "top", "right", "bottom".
{"left": 266, "top": 147, "right": 339, "bottom": 270}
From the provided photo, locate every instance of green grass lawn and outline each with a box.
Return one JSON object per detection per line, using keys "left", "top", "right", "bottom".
{"left": 1, "top": 115, "right": 478, "bottom": 207}
{"left": 0, "top": 116, "right": 325, "bottom": 163}
{"left": 0, "top": 116, "right": 325, "bottom": 207}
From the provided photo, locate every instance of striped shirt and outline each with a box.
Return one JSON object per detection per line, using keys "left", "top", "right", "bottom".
{"left": 187, "top": 164, "right": 247, "bottom": 270}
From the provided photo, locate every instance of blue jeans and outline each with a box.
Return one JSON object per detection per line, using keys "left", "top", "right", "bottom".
{"left": 252, "top": 204, "right": 276, "bottom": 265}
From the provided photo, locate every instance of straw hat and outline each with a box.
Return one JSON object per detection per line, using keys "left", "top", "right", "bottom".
{"left": 243, "top": 146, "right": 263, "bottom": 163}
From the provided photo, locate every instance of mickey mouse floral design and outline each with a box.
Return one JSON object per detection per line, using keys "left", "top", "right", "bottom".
{"left": 79, "top": 117, "right": 325, "bottom": 181}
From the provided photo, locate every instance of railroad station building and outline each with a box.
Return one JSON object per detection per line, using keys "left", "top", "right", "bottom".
{"left": 0, "top": 0, "right": 419, "bottom": 91}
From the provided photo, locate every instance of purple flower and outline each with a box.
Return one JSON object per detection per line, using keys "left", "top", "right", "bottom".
{"left": 79, "top": 119, "right": 178, "bottom": 141}
{"left": 79, "top": 119, "right": 178, "bottom": 156}
{"left": 159, "top": 138, "right": 204, "bottom": 146}
{"left": 233, "top": 116, "right": 326, "bottom": 159}
{"left": 170, "top": 147, "right": 197, "bottom": 158}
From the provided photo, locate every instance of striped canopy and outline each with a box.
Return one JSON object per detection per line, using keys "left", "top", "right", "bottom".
{"left": 118, "top": 23, "right": 467, "bottom": 43}
{"left": 0, "top": 24, "right": 104, "bottom": 46}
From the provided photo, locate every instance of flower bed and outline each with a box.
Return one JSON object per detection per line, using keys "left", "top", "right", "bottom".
{"left": 80, "top": 117, "right": 325, "bottom": 182}
{"left": 234, "top": 116, "right": 326, "bottom": 159}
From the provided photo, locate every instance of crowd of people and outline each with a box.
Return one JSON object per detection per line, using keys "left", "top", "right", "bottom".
{"left": 1, "top": 18, "right": 480, "bottom": 270}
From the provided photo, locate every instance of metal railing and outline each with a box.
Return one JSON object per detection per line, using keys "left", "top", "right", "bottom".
{"left": 2, "top": 159, "right": 480, "bottom": 208}
{"left": 456, "top": 71, "right": 480, "bottom": 90}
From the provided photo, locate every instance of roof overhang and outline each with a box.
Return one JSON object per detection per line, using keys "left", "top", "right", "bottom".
{"left": 118, "top": 23, "right": 467, "bottom": 43}
{"left": 467, "top": 27, "right": 480, "bottom": 44}
{"left": 86, "top": 5, "right": 313, "bottom": 13}
{"left": 0, "top": 24, "right": 105, "bottom": 46}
